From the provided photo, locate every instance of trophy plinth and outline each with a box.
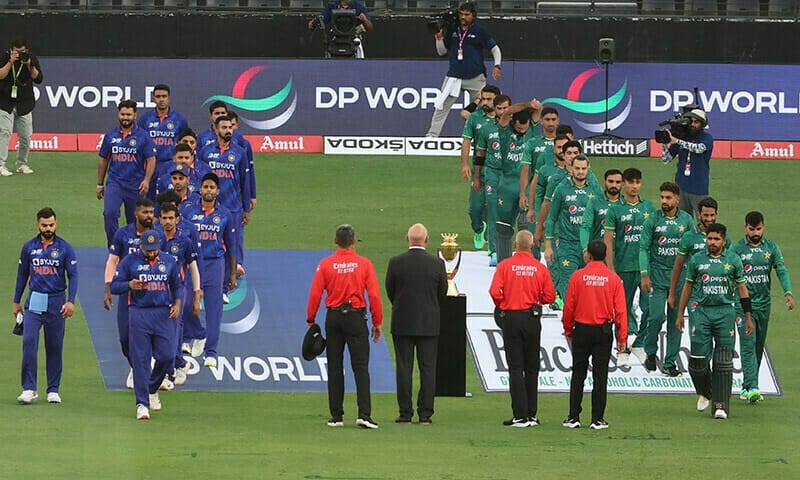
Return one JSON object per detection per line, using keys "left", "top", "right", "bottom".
{"left": 437, "top": 233, "right": 463, "bottom": 297}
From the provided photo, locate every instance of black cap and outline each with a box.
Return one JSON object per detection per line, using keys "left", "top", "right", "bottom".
{"left": 302, "top": 323, "right": 326, "bottom": 361}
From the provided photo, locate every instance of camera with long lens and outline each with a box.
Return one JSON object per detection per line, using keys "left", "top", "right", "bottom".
{"left": 654, "top": 104, "right": 698, "bottom": 144}
{"left": 427, "top": 7, "right": 459, "bottom": 35}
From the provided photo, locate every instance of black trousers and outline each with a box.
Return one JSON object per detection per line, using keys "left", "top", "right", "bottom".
{"left": 502, "top": 310, "right": 542, "bottom": 419}
{"left": 569, "top": 322, "right": 613, "bottom": 422}
{"left": 325, "top": 309, "right": 371, "bottom": 419}
{"left": 393, "top": 334, "right": 438, "bottom": 419}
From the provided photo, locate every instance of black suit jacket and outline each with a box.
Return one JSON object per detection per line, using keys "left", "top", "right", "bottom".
{"left": 386, "top": 247, "right": 448, "bottom": 337}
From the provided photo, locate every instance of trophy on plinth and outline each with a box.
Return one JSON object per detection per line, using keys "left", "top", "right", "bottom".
{"left": 438, "top": 233, "right": 463, "bottom": 297}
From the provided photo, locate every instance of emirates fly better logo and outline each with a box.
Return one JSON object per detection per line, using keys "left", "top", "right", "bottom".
{"left": 203, "top": 66, "right": 297, "bottom": 131}
{"left": 542, "top": 67, "right": 633, "bottom": 134}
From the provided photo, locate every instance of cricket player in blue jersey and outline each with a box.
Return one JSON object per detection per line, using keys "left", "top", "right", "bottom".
{"left": 197, "top": 101, "right": 228, "bottom": 150}
{"left": 137, "top": 84, "right": 188, "bottom": 195}
{"left": 97, "top": 99, "right": 157, "bottom": 247}
{"left": 103, "top": 198, "right": 155, "bottom": 388}
{"left": 14, "top": 208, "right": 78, "bottom": 404}
{"left": 177, "top": 128, "right": 198, "bottom": 153}
{"left": 155, "top": 143, "right": 211, "bottom": 200}
{"left": 156, "top": 202, "right": 201, "bottom": 386}
{"left": 111, "top": 230, "right": 184, "bottom": 420}
{"left": 184, "top": 173, "right": 237, "bottom": 367}
{"left": 228, "top": 111, "right": 257, "bottom": 212}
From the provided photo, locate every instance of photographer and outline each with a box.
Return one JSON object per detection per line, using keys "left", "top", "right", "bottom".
{"left": 661, "top": 109, "right": 713, "bottom": 216}
{"left": 307, "top": 0, "right": 373, "bottom": 59}
{"left": 426, "top": 2, "right": 501, "bottom": 138}
{"left": 0, "top": 39, "right": 43, "bottom": 177}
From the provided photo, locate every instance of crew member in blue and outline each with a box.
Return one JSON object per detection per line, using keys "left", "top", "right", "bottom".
{"left": 662, "top": 108, "right": 714, "bottom": 218}
{"left": 136, "top": 83, "right": 188, "bottom": 197}
{"left": 183, "top": 173, "right": 237, "bottom": 367}
{"left": 111, "top": 230, "right": 184, "bottom": 420}
{"left": 156, "top": 202, "right": 202, "bottom": 386}
{"left": 103, "top": 197, "right": 156, "bottom": 388}
{"left": 14, "top": 207, "right": 78, "bottom": 405}
{"left": 155, "top": 143, "right": 211, "bottom": 199}
{"left": 97, "top": 99, "right": 157, "bottom": 247}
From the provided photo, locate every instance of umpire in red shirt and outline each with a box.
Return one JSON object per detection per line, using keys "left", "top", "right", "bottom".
{"left": 489, "top": 230, "right": 556, "bottom": 427}
{"left": 561, "top": 240, "right": 628, "bottom": 430}
{"left": 307, "top": 224, "right": 383, "bottom": 429}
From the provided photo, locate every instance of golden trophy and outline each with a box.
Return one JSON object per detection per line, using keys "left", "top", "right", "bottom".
{"left": 438, "top": 233, "right": 463, "bottom": 297}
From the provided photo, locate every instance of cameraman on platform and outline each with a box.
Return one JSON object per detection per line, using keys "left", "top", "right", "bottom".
{"left": 308, "top": 0, "right": 373, "bottom": 58}
{"left": 661, "top": 109, "right": 713, "bottom": 217}
{"left": 426, "top": 2, "right": 502, "bottom": 138}
{"left": 0, "top": 39, "right": 43, "bottom": 177}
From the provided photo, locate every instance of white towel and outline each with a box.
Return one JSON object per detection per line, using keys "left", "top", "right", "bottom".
{"left": 434, "top": 76, "right": 463, "bottom": 110}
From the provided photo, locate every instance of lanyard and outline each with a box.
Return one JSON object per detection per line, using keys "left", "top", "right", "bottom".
{"left": 11, "top": 62, "right": 23, "bottom": 86}
{"left": 457, "top": 25, "right": 470, "bottom": 50}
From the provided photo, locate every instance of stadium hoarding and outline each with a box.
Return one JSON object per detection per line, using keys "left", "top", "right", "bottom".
{"left": 32, "top": 58, "right": 800, "bottom": 141}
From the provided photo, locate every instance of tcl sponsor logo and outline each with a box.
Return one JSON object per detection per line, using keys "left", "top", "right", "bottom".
{"left": 580, "top": 138, "right": 649, "bottom": 157}
{"left": 324, "top": 136, "right": 404, "bottom": 155}
{"left": 9, "top": 133, "right": 77, "bottom": 151}
{"left": 242, "top": 135, "right": 323, "bottom": 153}
{"left": 405, "top": 137, "right": 463, "bottom": 156}
{"left": 732, "top": 141, "right": 800, "bottom": 160}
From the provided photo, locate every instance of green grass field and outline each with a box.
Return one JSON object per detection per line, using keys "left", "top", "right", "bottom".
{"left": 1, "top": 152, "right": 798, "bottom": 478}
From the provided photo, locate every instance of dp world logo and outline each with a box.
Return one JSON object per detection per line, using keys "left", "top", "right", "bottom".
{"left": 203, "top": 66, "right": 297, "bottom": 131}
{"left": 542, "top": 67, "right": 632, "bottom": 134}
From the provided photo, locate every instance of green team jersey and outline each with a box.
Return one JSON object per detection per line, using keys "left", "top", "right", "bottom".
{"left": 544, "top": 177, "right": 603, "bottom": 242}
{"left": 604, "top": 196, "right": 655, "bottom": 273}
{"left": 685, "top": 248, "right": 746, "bottom": 306}
{"left": 521, "top": 135, "right": 554, "bottom": 180}
{"left": 475, "top": 119, "right": 503, "bottom": 183}
{"left": 462, "top": 109, "right": 494, "bottom": 141}
{"left": 677, "top": 224, "right": 732, "bottom": 260}
{"left": 731, "top": 237, "right": 793, "bottom": 308}
{"left": 639, "top": 209, "right": 694, "bottom": 285}
{"left": 546, "top": 168, "right": 601, "bottom": 202}
{"left": 579, "top": 193, "right": 617, "bottom": 251}
{"left": 499, "top": 125, "right": 538, "bottom": 180}
{"left": 535, "top": 161, "right": 566, "bottom": 215}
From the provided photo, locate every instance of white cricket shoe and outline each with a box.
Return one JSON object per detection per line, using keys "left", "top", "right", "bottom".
{"left": 149, "top": 392, "right": 162, "bottom": 412}
{"left": 17, "top": 390, "right": 38, "bottom": 404}
{"left": 617, "top": 352, "right": 631, "bottom": 368}
{"left": 631, "top": 347, "right": 647, "bottom": 364}
{"left": 222, "top": 293, "right": 231, "bottom": 304}
{"left": 713, "top": 409, "right": 728, "bottom": 419}
{"left": 0, "top": 166, "right": 13, "bottom": 176}
{"left": 136, "top": 404, "right": 150, "bottom": 420}
{"left": 174, "top": 364, "right": 190, "bottom": 386}
{"left": 126, "top": 368, "right": 134, "bottom": 389}
{"left": 191, "top": 338, "right": 206, "bottom": 358}
{"left": 47, "top": 392, "right": 62, "bottom": 403}
{"left": 181, "top": 342, "right": 192, "bottom": 354}
{"left": 16, "top": 165, "right": 34, "bottom": 174}
{"left": 204, "top": 356, "right": 217, "bottom": 368}
{"left": 697, "top": 395, "right": 710, "bottom": 412}
{"left": 159, "top": 377, "right": 174, "bottom": 391}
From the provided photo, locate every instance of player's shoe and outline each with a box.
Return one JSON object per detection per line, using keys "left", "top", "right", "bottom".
{"left": 550, "top": 294, "right": 564, "bottom": 311}
{"left": 136, "top": 404, "right": 150, "bottom": 420}
{"left": 191, "top": 338, "right": 206, "bottom": 358}
{"left": 204, "top": 356, "right": 217, "bottom": 368}
{"left": 662, "top": 366, "right": 682, "bottom": 378}
{"left": 327, "top": 416, "right": 344, "bottom": 427}
{"left": 222, "top": 293, "right": 231, "bottom": 304}
{"left": 126, "top": 368, "right": 134, "bottom": 389}
{"left": 47, "top": 392, "right": 62, "bottom": 403}
{"left": 174, "top": 364, "right": 190, "bottom": 386}
{"left": 631, "top": 347, "right": 647, "bottom": 364}
{"left": 562, "top": 417, "right": 581, "bottom": 429}
{"left": 159, "top": 377, "right": 174, "bottom": 391}
{"left": 149, "top": 393, "right": 162, "bottom": 412}
{"left": 527, "top": 416, "right": 540, "bottom": 427}
{"left": 739, "top": 388, "right": 750, "bottom": 401}
{"left": 697, "top": 395, "right": 710, "bottom": 412}
{"left": 236, "top": 264, "right": 246, "bottom": 277}
{"left": 617, "top": 352, "right": 631, "bottom": 368}
{"left": 181, "top": 342, "right": 192, "bottom": 354}
{"left": 0, "top": 166, "right": 13, "bottom": 176}
{"left": 16, "top": 390, "right": 38, "bottom": 404}
{"left": 748, "top": 388, "right": 764, "bottom": 403}
{"left": 503, "top": 417, "right": 531, "bottom": 428}
{"left": 489, "top": 253, "right": 497, "bottom": 267}
{"left": 474, "top": 221, "right": 487, "bottom": 250}
{"left": 356, "top": 416, "right": 379, "bottom": 429}
{"left": 644, "top": 355, "right": 657, "bottom": 372}
{"left": 713, "top": 408, "right": 728, "bottom": 420}
{"left": 590, "top": 419, "right": 609, "bottom": 430}
{"left": 16, "top": 165, "right": 34, "bottom": 174}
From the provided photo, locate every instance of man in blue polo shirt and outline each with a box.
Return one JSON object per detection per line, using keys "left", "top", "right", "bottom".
{"left": 661, "top": 108, "right": 714, "bottom": 219}
{"left": 14, "top": 207, "right": 78, "bottom": 404}
{"left": 137, "top": 83, "right": 188, "bottom": 197}
{"left": 426, "top": 2, "right": 502, "bottom": 138}
{"left": 97, "top": 99, "right": 157, "bottom": 247}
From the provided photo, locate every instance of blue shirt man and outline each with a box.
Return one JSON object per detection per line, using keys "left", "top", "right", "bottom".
{"left": 662, "top": 108, "right": 714, "bottom": 216}
{"left": 136, "top": 84, "right": 188, "bottom": 175}
{"left": 13, "top": 208, "right": 78, "bottom": 404}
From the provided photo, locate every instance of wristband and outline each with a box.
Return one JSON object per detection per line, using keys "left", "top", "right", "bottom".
{"left": 494, "top": 65, "right": 501, "bottom": 69}
{"left": 741, "top": 297, "right": 752, "bottom": 314}
{"left": 96, "top": 184, "right": 104, "bottom": 188}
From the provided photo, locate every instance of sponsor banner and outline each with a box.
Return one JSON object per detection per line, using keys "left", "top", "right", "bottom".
{"left": 579, "top": 137, "right": 649, "bottom": 157}
{"left": 33, "top": 58, "right": 800, "bottom": 140}
{"left": 404, "top": 137, "right": 463, "bottom": 156}
{"left": 243, "top": 134, "right": 323, "bottom": 153}
{"left": 77, "top": 133, "right": 104, "bottom": 152}
{"left": 731, "top": 141, "right": 800, "bottom": 160}
{"left": 8, "top": 133, "right": 77, "bottom": 151}
{"left": 77, "top": 247, "right": 395, "bottom": 392}
{"left": 324, "top": 136, "right": 405, "bottom": 155}
{"left": 457, "top": 251, "right": 782, "bottom": 395}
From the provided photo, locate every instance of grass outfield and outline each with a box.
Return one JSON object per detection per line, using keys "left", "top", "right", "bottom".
{"left": 1, "top": 152, "right": 798, "bottom": 478}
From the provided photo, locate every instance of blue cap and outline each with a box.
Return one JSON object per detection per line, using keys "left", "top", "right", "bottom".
{"left": 140, "top": 230, "right": 161, "bottom": 251}
{"left": 170, "top": 163, "right": 189, "bottom": 177}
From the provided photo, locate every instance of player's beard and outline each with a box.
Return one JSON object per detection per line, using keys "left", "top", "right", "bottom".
{"left": 747, "top": 234, "right": 762, "bottom": 244}
{"left": 40, "top": 230, "right": 55, "bottom": 240}
{"left": 119, "top": 119, "right": 133, "bottom": 129}
{"left": 140, "top": 217, "right": 154, "bottom": 229}
{"left": 482, "top": 104, "right": 494, "bottom": 113}
{"left": 708, "top": 244, "right": 722, "bottom": 255}
{"left": 202, "top": 192, "right": 216, "bottom": 202}
{"left": 607, "top": 187, "right": 619, "bottom": 196}
{"left": 222, "top": 133, "right": 233, "bottom": 143}
{"left": 661, "top": 204, "right": 676, "bottom": 215}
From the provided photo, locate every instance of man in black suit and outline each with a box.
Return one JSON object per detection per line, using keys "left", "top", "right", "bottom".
{"left": 386, "top": 223, "right": 448, "bottom": 425}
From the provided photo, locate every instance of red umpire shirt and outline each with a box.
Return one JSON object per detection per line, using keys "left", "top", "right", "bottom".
{"left": 562, "top": 260, "right": 628, "bottom": 344}
{"left": 490, "top": 251, "right": 556, "bottom": 310}
{"left": 307, "top": 248, "right": 383, "bottom": 327}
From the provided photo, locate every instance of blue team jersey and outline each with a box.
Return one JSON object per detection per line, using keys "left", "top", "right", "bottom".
{"left": 14, "top": 235, "right": 79, "bottom": 304}
{"left": 110, "top": 251, "right": 184, "bottom": 308}
{"left": 155, "top": 225, "right": 197, "bottom": 275}
{"left": 99, "top": 126, "right": 157, "bottom": 189}
{"left": 237, "top": 134, "right": 256, "bottom": 200}
{"left": 197, "top": 141, "right": 252, "bottom": 213}
{"left": 109, "top": 223, "right": 159, "bottom": 259}
{"left": 155, "top": 161, "right": 212, "bottom": 197}
{"left": 136, "top": 108, "right": 189, "bottom": 165}
{"left": 184, "top": 202, "right": 236, "bottom": 260}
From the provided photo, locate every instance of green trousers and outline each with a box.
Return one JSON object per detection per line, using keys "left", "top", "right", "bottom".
{"left": 689, "top": 303, "right": 736, "bottom": 359}
{"left": 618, "top": 271, "right": 650, "bottom": 348}
{"left": 735, "top": 306, "right": 770, "bottom": 391}
{"left": 644, "top": 282, "right": 682, "bottom": 368}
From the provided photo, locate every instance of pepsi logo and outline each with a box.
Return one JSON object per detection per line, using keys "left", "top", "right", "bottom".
{"left": 624, "top": 224, "right": 632, "bottom": 233}
{"left": 744, "top": 264, "right": 753, "bottom": 273}
{"left": 491, "top": 141, "right": 500, "bottom": 150}
{"left": 657, "top": 236, "right": 668, "bottom": 245}
{"left": 701, "top": 273, "right": 710, "bottom": 283}
{"left": 568, "top": 205, "right": 578, "bottom": 214}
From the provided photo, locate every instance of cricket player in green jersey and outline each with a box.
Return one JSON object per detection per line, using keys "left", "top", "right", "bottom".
{"left": 732, "top": 211, "right": 794, "bottom": 403}
{"left": 579, "top": 169, "right": 622, "bottom": 251}
{"left": 519, "top": 107, "right": 559, "bottom": 232}
{"left": 603, "top": 168, "right": 654, "bottom": 367}
{"left": 639, "top": 182, "right": 694, "bottom": 376}
{"left": 544, "top": 154, "right": 603, "bottom": 298}
{"left": 677, "top": 223, "right": 753, "bottom": 420}
{"left": 461, "top": 85, "right": 500, "bottom": 250}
